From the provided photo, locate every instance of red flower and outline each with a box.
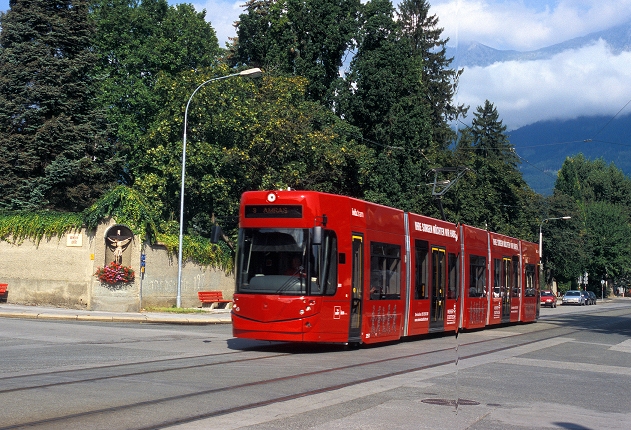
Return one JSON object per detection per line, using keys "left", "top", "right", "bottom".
{"left": 94, "top": 262, "right": 135, "bottom": 284}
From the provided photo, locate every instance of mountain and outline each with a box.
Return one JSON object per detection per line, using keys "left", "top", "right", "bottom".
{"left": 509, "top": 114, "right": 631, "bottom": 195}
{"left": 447, "top": 20, "right": 631, "bottom": 195}
{"left": 447, "top": 20, "right": 631, "bottom": 68}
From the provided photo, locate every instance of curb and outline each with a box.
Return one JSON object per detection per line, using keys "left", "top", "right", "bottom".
{"left": 0, "top": 307, "right": 232, "bottom": 325}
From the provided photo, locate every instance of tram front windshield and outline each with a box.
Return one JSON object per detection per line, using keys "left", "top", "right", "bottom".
{"left": 236, "top": 228, "right": 337, "bottom": 296}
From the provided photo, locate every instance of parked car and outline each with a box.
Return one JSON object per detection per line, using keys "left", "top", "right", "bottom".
{"left": 587, "top": 291, "right": 597, "bottom": 305}
{"left": 562, "top": 290, "right": 586, "bottom": 305}
{"left": 582, "top": 290, "right": 595, "bottom": 305}
{"left": 540, "top": 290, "right": 557, "bottom": 308}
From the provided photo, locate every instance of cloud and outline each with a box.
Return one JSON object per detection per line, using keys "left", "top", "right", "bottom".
{"left": 458, "top": 39, "right": 631, "bottom": 129}
{"left": 429, "top": 0, "right": 631, "bottom": 51}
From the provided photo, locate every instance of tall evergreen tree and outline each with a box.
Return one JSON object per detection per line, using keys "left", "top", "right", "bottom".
{"left": 397, "top": 0, "right": 467, "bottom": 149}
{"left": 336, "top": 0, "right": 437, "bottom": 212}
{"left": 453, "top": 101, "right": 539, "bottom": 237}
{"left": 0, "top": 0, "right": 121, "bottom": 211}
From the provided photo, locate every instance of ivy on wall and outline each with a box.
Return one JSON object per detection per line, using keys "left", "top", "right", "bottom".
{"left": 0, "top": 211, "right": 83, "bottom": 245}
{"left": 83, "top": 186, "right": 159, "bottom": 241}
{"left": 0, "top": 185, "right": 232, "bottom": 271}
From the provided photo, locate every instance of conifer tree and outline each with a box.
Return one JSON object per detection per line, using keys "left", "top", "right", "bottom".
{"left": 397, "top": 0, "right": 467, "bottom": 149}
{"left": 0, "top": 0, "right": 121, "bottom": 211}
{"left": 336, "top": 0, "right": 437, "bottom": 212}
{"left": 454, "top": 101, "right": 539, "bottom": 237}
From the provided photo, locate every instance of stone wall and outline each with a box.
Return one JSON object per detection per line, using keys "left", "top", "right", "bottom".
{"left": 0, "top": 218, "right": 234, "bottom": 312}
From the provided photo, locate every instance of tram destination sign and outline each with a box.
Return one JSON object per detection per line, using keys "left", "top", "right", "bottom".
{"left": 245, "top": 205, "right": 303, "bottom": 218}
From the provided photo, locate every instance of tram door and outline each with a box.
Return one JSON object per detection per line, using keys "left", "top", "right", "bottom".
{"left": 501, "top": 257, "right": 512, "bottom": 321}
{"left": 430, "top": 247, "right": 446, "bottom": 330}
{"left": 349, "top": 235, "right": 364, "bottom": 342}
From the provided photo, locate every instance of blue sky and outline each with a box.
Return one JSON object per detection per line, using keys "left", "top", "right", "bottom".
{"left": 2, "top": 0, "right": 631, "bottom": 129}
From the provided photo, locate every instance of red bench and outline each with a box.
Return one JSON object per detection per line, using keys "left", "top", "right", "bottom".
{"left": 0, "top": 283, "right": 7, "bottom": 302}
{"left": 198, "top": 291, "right": 232, "bottom": 309}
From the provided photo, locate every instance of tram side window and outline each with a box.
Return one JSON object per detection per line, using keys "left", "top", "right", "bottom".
{"left": 525, "top": 264, "right": 536, "bottom": 296}
{"left": 448, "top": 253, "right": 458, "bottom": 299}
{"left": 469, "top": 255, "right": 486, "bottom": 297}
{"left": 370, "top": 242, "right": 401, "bottom": 300}
{"left": 414, "top": 240, "right": 428, "bottom": 299}
{"left": 493, "top": 259, "right": 501, "bottom": 298}
{"left": 512, "top": 257, "right": 520, "bottom": 297}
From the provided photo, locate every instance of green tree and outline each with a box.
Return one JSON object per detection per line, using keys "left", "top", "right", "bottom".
{"left": 453, "top": 101, "right": 540, "bottom": 237}
{"left": 335, "top": 0, "right": 439, "bottom": 213}
{"left": 132, "top": 66, "right": 372, "bottom": 236}
{"left": 232, "top": 0, "right": 360, "bottom": 105}
{"left": 549, "top": 155, "right": 631, "bottom": 290}
{"left": 397, "top": 0, "right": 467, "bottom": 149}
{"left": 0, "top": 0, "right": 121, "bottom": 211}
{"left": 583, "top": 201, "right": 631, "bottom": 289}
{"left": 90, "top": 0, "right": 221, "bottom": 183}
{"left": 539, "top": 192, "right": 583, "bottom": 286}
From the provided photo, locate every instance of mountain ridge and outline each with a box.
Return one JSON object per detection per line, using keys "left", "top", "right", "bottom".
{"left": 510, "top": 114, "right": 631, "bottom": 195}
{"left": 447, "top": 19, "right": 631, "bottom": 68}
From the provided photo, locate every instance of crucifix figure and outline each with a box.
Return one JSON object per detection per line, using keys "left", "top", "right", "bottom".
{"left": 107, "top": 230, "right": 132, "bottom": 264}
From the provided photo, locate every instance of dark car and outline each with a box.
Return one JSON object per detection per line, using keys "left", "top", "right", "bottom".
{"left": 586, "top": 291, "right": 597, "bottom": 305}
{"left": 581, "top": 290, "right": 593, "bottom": 305}
{"left": 540, "top": 290, "right": 557, "bottom": 308}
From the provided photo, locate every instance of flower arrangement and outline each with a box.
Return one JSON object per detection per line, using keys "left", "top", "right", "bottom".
{"left": 94, "top": 262, "right": 135, "bottom": 285}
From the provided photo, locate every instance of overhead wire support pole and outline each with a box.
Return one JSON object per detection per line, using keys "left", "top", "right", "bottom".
{"left": 425, "top": 166, "right": 471, "bottom": 221}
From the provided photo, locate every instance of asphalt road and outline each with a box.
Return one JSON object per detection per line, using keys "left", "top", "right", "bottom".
{"left": 1, "top": 300, "right": 630, "bottom": 429}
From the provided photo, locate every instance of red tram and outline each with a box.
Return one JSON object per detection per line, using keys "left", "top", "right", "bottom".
{"left": 231, "top": 190, "right": 539, "bottom": 345}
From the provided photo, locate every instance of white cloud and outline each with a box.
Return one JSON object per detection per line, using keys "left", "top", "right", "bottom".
{"left": 429, "top": 0, "right": 631, "bottom": 51}
{"left": 458, "top": 39, "right": 631, "bottom": 129}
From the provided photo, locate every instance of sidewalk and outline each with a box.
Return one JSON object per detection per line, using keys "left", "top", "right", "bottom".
{"left": 0, "top": 303, "right": 232, "bottom": 324}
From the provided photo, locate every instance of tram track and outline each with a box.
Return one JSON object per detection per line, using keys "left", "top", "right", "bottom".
{"left": 2, "top": 306, "right": 628, "bottom": 429}
{"left": 0, "top": 320, "right": 564, "bottom": 396}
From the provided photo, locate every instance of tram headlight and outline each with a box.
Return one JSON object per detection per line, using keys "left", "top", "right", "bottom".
{"left": 299, "top": 310, "right": 305, "bottom": 315}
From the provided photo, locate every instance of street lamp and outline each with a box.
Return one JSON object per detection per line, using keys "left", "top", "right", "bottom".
{"left": 539, "top": 216, "right": 571, "bottom": 291}
{"left": 176, "top": 68, "right": 262, "bottom": 308}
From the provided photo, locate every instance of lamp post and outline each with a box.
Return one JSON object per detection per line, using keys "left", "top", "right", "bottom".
{"left": 539, "top": 216, "right": 571, "bottom": 292}
{"left": 176, "top": 68, "right": 262, "bottom": 308}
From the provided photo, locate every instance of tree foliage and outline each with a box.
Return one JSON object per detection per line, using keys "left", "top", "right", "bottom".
{"left": 132, "top": 65, "right": 371, "bottom": 236}
{"left": 452, "top": 101, "right": 541, "bottom": 238}
{"left": 397, "top": 0, "right": 467, "bottom": 148}
{"left": 90, "top": 0, "right": 221, "bottom": 183}
{"left": 0, "top": 0, "right": 121, "bottom": 211}
{"left": 547, "top": 155, "right": 631, "bottom": 290}
{"left": 232, "top": 0, "right": 360, "bottom": 105}
{"left": 5, "top": 0, "right": 624, "bottom": 282}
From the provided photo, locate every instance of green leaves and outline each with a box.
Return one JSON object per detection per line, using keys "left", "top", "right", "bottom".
{"left": 0, "top": 211, "right": 83, "bottom": 245}
{"left": 548, "top": 155, "right": 631, "bottom": 288}
{"left": 0, "top": 0, "right": 120, "bottom": 211}
{"left": 83, "top": 185, "right": 159, "bottom": 242}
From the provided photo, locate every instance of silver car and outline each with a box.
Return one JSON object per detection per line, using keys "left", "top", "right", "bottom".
{"left": 562, "top": 290, "right": 586, "bottom": 306}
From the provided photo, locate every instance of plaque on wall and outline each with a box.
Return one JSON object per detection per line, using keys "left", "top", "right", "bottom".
{"left": 66, "top": 233, "right": 83, "bottom": 247}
